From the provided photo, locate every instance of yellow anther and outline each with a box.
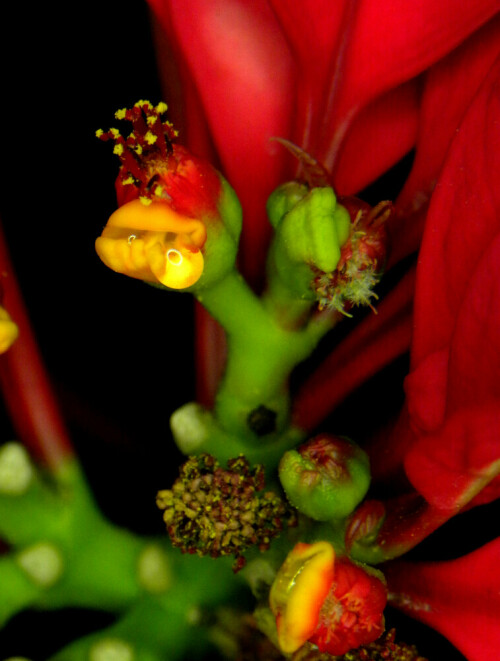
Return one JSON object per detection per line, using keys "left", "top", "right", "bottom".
{"left": 115, "top": 108, "right": 127, "bottom": 119}
{"left": 113, "top": 143, "right": 124, "bottom": 156}
{"left": 145, "top": 131, "right": 157, "bottom": 145}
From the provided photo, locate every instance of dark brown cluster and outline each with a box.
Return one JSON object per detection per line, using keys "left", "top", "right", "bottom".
{"left": 291, "top": 630, "right": 427, "bottom": 661}
{"left": 313, "top": 199, "right": 391, "bottom": 315}
{"left": 156, "top": 454, "right": 296, "bottom": 571}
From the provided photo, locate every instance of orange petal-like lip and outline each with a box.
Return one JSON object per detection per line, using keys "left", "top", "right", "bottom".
{"left": 106, "top": 199, "right": 206, "bottom": 249}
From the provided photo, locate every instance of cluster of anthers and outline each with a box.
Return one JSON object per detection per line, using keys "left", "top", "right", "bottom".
{"left": 156, "top": 454, "right": 296, "bottom": 571}
{"left": 96, "top": 100, "right": 178, "bottom": 203}
{"left": 312, "top": 200, "right": 391, "bottom": 316}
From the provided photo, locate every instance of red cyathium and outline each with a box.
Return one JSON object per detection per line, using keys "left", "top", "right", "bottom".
{"left": 97, "top": 100, "right": 222, "bottom": 216}
{"left": 310, "top": 557, "right": 387, "bottom": 656}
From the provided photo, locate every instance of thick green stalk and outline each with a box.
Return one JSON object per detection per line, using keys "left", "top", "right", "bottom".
{"left": 196, "top": 271, "right": 332, "bottom": 442}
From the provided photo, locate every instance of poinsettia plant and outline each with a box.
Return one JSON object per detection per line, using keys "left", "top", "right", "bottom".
{"left": 0, "top": 1, "right": 499, "bottom": 660}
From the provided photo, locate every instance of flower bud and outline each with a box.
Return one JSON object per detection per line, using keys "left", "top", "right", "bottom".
{"left": 266, "top": 181, "right": 309, "bottom": 229}
{"left": 267, "top": 186, "right": 351, "bottom": 298}
{"left": 96, "top": 101, "right": 241, "bottom": 291}
{"left": 270, "top": 541, "right": 387, "bottom": 656}
{"left": 345, "top": 500, "right": 386, "bottom": 553}
{"left": 279, "top": 435, "right": 370, "bottom": 521}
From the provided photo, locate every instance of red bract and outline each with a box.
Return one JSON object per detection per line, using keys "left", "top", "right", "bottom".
{"left": 0, "top": 224, "right": 73, "bottom": 471}
{"left": 385, "top": 538, "right": 500, "bottom": 661}
{"left": 147, "top": 1, "right": 500, "bottom": 657}
{"left": 391, "top": 53, "right": 500, "bottom": 511}
{"left": 148, "top": 0, "right": 499, "bottom": 279}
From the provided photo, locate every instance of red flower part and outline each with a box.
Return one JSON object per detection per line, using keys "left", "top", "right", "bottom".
{"left": 270, "top": 0, "right": 499, "bottom": 187}
{"left": 348, "top": 492, "right": 456, "bottom": 565}
{"left": 345, "top": 500, "right": 386, "bottom": 552}
{"left": 150, "top": 3, "right": 500, "bottom": 406}
{"left": 384, "top": 18, "right": 500, "bottom": 270}
{"left": 310, "top": 556, "right": 387, "bottom": 656}
{"left": 270, "top": 541, "right": 386, "bottom": 656}
{"left": 385, "top": 538, "right": 500, "bottom": 661}
{"left": 306, "top": 48, "right": 500, "bottom": 513}
{"left": 149, "top": 1, "right": 500, "bottom": 257}
{"left": 333, "top": 81, "right": 419, "bottom": 196}
{"left": 96, "top": 100, "right": 222, "bottom": 217}
{"left": 391, "top": 15, "right": 500, "bottom": 265}
{"left": 405, "top": 406, "right": 500, "bottom": 511}
{"left": 400, "top": 54, "right": 500, "bottom": 510}
{"left": 312, "top": 197, "right": 391, "bottom": 315}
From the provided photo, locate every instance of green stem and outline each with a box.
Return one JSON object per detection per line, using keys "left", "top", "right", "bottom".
{"left": 196, "top": 270, "right": 333, "bottom": 442}
{"left": 0, "top": 555, "right": 41, "bottom": 626}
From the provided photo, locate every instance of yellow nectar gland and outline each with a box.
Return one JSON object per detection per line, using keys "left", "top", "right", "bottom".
{"left": 0, "top": 306, "right": 19, "bottom": 353}
{"left": 95, "top": 199, "right": 206, "bottom": 290}
{"left": 270, "top": 541, "right": 335, "bottom": 654}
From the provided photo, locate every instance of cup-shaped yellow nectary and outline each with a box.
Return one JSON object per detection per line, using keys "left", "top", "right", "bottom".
{"left": 270, "top": 541, "right": 335, "bottom": 654}
{"left": 95, "top": 199, "right": 207, "bottom": 290}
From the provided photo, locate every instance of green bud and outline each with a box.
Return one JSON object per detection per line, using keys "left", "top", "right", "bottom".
{"left": 280, "top": 188, "right": 350, "bottom": 271}
{"left": 268, "top": 186, "right": 351, "bottom": 299}
{"left": 279, "top": 435, "right": 370, "bottom": 521}
{"left": 266, "top": 181, "right": 309, "bottom": 229}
